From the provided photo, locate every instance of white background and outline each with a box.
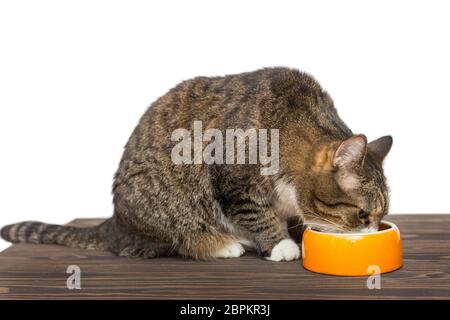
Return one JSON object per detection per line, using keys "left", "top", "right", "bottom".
{"left": 1, "top": 0, "right": 449, "bottom": 251}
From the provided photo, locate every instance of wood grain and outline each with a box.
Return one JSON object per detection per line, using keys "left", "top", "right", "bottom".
{"left": 0, "top": 215, "right": 449, "bottom": 299}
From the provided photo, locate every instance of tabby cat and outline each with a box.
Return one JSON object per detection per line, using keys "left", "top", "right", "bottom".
{"left": 1, "top": 67, "right": 393, "bottom": 261}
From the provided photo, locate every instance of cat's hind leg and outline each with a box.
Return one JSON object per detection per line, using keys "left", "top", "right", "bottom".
{"left": 212, "top": 240, "right": 245, "bottom": 258}
{"left": 178, "top": 231, "right": 245, "bottom": 260}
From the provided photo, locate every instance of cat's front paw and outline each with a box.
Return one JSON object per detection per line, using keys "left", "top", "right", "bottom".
{"left": 265, "top": 239, "right": 300, "bottom": 262}
{"left": 213, "top": 241, "right": 245, "bottom": 258}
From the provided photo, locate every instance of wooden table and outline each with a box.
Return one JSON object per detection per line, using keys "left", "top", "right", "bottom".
{"left": 0, "top": 214, "right": 449, "bottom": 299}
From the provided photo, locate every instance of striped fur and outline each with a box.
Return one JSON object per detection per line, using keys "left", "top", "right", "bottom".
{"left": 1, "top": 67, "right": 392, "bottom": 260}
{"left": 1, "top": 221, "right": 101, "bottom": 249}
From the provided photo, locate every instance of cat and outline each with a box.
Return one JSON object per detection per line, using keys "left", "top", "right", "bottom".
{"left": 1, "top": 67, "right": 393, "bottom": 261}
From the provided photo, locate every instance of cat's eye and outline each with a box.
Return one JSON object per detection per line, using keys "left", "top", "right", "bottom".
{"left": 358, "top": 209, "right": 369, "bottom": 219}
{"left": 358, "top": 209, "right": 370, "bottom": 225}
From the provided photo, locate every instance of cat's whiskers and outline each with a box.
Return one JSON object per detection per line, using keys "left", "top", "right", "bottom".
{"left": 302, "top": 212, "right": 348, "bottom": 232}
{"left": 305, "top": 222, "right": 345, "bottom": 233}
{"left": 286, "top": 213, "right": 347, "bottom": 233}
{"left": 287, "top": 215, "right": 303, "bottom": 230}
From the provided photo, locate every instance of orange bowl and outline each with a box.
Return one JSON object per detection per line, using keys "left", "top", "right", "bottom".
{"left": 302, "top": 221, "right": 403, "bottom": 276}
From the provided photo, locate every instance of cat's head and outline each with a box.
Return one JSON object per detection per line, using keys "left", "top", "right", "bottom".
{"left": 304, "top": 135, "right": 393, "bottom": 233}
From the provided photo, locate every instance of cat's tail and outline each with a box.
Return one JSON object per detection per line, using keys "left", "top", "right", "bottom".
{"left": 0, "top": 220, "right": 106, "bottom": 250}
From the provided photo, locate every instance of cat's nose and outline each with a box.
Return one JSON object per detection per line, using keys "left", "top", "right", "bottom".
{"left": 358, "top": 209, "right": 370, "bottom": 225}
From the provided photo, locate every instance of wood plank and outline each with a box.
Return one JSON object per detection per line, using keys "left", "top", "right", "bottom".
{"left": 0, "top": 215, "right": 449, "bottom": 299}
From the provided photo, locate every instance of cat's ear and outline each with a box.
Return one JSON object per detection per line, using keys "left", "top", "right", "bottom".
{"left": 368, "top": 135, "right": 393, "bottom": 164}
{"left": 333, "top": 134, "right": 367, "bottom": 168}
